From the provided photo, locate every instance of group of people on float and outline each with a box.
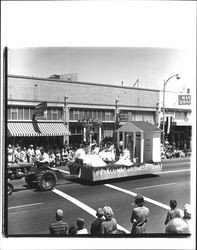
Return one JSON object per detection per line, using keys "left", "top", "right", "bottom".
{"left": 74, "top": 140, "right": 133, "bottom": 168}
{"left": 7, "top": 140, "right": 133, "bottom": 167}
{"left": 49, "top": 194, "right": 192, "bottom": 235}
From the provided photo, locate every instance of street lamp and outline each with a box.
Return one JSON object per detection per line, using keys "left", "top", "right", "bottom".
{"left": 162, "top": 74, "right": 180, "bottom": 147}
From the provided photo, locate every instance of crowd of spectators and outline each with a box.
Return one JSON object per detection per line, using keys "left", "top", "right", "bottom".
{"left": 49, "top": 194, "right": 191, "bottom": 236}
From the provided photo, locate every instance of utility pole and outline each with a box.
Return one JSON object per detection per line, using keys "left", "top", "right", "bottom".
{"left": 64, "top": 97, "right": 69, "bottom": 144}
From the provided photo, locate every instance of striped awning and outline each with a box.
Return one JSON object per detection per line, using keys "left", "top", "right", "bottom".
{"left": 8, "top": 122, "right": 70, "bottom": 137}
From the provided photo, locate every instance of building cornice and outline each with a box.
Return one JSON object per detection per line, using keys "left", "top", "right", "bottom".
{"left": 8, "top": 74, "right": 160, "bottom": 93}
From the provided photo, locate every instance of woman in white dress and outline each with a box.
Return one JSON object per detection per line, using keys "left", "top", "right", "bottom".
{"left": 83, "top": 143, "right": 106, "bottom": 167}
{"left": 115, "top": 147, "right": 133, "bottom": 166}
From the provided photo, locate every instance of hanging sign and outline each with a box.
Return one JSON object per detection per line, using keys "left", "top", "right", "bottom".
{"left": 34, "top": 101, "right": 47, "bottom": 119}
{"left": 178, "top": 95, "right": 191, "bottom": 105}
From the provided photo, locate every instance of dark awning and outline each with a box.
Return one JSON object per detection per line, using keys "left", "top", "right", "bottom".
{"left": 115, "top": 121, "right": 161, "bottom": 133}
{"left": 7, "top": 122, "right": 70, "bottom": 137}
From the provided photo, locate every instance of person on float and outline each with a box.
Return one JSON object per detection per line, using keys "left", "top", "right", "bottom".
{"left": 75, "top": 141, "right": 87, "bottom": 165}
{"left": 98, "top": 141, "right": 115, "bottom": 163}
{"left": 115, "top": 146, "right": 133, "bottom": 166}
{"left": 83, "top": 142, "right": 106, "bottom": 167}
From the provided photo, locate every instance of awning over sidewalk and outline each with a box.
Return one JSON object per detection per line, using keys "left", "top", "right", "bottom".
{"left": 7, "top": 122, "right": 70, "bottom": 137}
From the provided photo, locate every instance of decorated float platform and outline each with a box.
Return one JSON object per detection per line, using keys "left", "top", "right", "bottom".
{"left": 69, "top": 162, "right": 162, "bottom": 182}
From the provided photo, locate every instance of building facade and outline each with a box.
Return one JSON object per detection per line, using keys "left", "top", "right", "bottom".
{"left": 159, "top": 90, "right": 192, "bottom": 150}
{"left": 7, "top": 75, "right": 160, "bottom": 148}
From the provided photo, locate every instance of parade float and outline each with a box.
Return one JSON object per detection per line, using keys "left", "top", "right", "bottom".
{"left": 69, "top": 121, "right": 162, "bottom": 182}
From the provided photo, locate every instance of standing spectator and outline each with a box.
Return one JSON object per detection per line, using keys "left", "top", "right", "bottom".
{"left": 101, "top": 206, "right": 117, "bottom": 234}
{"left": 35, "top": 146, "right": 41, "bottom": 160}
{"left": 49, "top": 151, "right": 56, "bottom": 165}
{"left": 7, "top": 144, "right": 14, "bottom": 163}
{"left": 68, "top": 224, "right": 77, "bottom": 235}
{"left": 183, "top": 204, "right": 191, "bottom": 232}
{"left": 49, "top": 209, "right": 68, "bottom": 235}
{"left": 165, "top": 218, "right": 190, "bottom": 234}
{"left": 27, "top": 144, "right": 35, "bottom": 163}
{"left": 76, "top": 218, "right": 88, "bottom": 234}
{"left": 20, "top": 147, "right": 28, "bottom": 162}
{"left": 164, "top": 200, "right": 181, "bottom": 225}
{"left": 130, "top": 194, "right": 149, "bottom": 234}
{"left": 90, "top": 208, "right": 105, "bottom": 235}
{"left": 14, "top": 146, "right": 23, "bottom": 163}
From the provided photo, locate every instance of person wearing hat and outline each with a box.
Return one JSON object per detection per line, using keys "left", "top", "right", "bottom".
{"left": 130, "top": 194, "right": 149, "bottom": 234}
{"left": 49, "top": 209, "right": 68, "bottom": 235}
{"left": 75, "top": 141, "right": 87, "bottom": 165}
{"left": 101, "top": 206, "right": 117, "bottom": 234}
{"left": 90, "top": 208, "right": 105, "bottom": 234}
{"left": 183, "top": 204, "right": 191, "bottom": 232}
{"left": 76, "top": 218, "right": 88, "bottom": 234}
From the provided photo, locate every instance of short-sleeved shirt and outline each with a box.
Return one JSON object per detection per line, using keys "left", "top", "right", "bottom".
{"left": 76, "top": 228, "right": 88, "bottom": 234}
{"left": 90, "top": 218, "right": 105, "bottom": 234}
{"left": 49, "top": 221, "right": 68, "bottom": 235}
{"left": 101, "top": 218, "right": 117, "bottom": 234}
{"left": 165, "top": 209, "right": 181, "bottom": 225}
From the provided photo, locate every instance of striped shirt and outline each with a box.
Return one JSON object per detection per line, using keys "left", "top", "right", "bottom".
{"left": 49, "top": 221, "right": 68, "bottom": 235}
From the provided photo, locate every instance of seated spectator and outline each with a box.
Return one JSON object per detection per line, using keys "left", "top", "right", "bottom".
{"left": 165, "top": 200, "right": 181, "bottom": 225}
{"left": 165, "top": 218, "right": 190, "bottom": 234}
{"left": 68, "top": 224, "right": 77, "bottom": 235}
{"left": 130, "top": 194, "right": 149, "bottom": 234}
{"left": 183, "top": 204, "right": 191, "bottom": 233}
{"left": 49, "top": 209, "right": 68, "bottom": 235}
{"left": 76, "top": 218, "right": 88, "bottom": 234}
{"left": 90, "top": 208, "right": 105, "bottom": 235}
{"left": 101, "top": 206, "right": 117, "bottom": 234}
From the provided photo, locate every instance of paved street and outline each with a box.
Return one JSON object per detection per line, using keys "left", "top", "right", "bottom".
{"left": 7, "top": 158, "right": 190, "bottom": 235}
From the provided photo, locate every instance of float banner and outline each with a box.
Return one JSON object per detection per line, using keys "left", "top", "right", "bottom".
{"left": 178, "top": 95, "right": 191, "bottom": 105}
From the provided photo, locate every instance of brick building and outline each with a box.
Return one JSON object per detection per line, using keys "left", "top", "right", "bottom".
{"left": 7, "top": 74, "right": 160, "bottom": 147}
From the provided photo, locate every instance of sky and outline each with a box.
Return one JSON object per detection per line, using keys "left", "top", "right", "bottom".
{"left": 2, "top": 1, "right": 196, "bottom": 94}
{"left": 8, "top": 46, "right": 193, "bottom": 92}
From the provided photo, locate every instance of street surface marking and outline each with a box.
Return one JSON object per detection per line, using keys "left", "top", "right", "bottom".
{"left": 136, "top": 182, "right": 177, "bottom": 190}
{"left": 104, "top": 184, "right": 170, "bottom": 210}
{"left": 52, "top": 188, "right": 129, "bottom": 233}
{"left": 158, "top": 169, "right": 190, "bottom": 175}
{"left": 8, "top": 202, "right": 44, "bottom": 210}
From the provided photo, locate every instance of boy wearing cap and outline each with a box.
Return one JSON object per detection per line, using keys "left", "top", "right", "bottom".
{"left": 49, "top": 209, "right": 68, "bottom": 235}
{"left": 130, "top": 194, "right": 149, "bottom": 234}
{"left": 90, "top": 208, "right": 105, "bottom": 234}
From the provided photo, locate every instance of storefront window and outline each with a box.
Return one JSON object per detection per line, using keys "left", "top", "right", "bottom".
{"left": 8, "top": 108, "right": 11, "bottom": 120}
{"left": 30, "top": 108, "right": 35, "bottom": 120}
{"left": 105, "top": 111, "right": 111, "bottom": 121}
{"left": 24, "top": 107, "right": 30, "bottom": 120}
{"left": 11, "top": 107, "right": 18, "bottom": 120}
{"left": 79, "top": 110, "right": 84, "bottom": 120}
{"left": 47, "top": 109, "right": 52, "bottom": 120}
{"left": 52, "top": 109, "right": 58, "bottom": 120}
{"left": 58, "top": 109, "right": 63, "bottom": 120}
{"left": 73, "top": 110, "right": 79, "bottom": 120}
{"left": 18, "top": 107, "right": 23, "bottom": 120}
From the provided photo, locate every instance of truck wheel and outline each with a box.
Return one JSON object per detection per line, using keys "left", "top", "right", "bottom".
{"left": 36, "top": 170, "right": 56, "bottom": 191}
{"left": 25, "top": 174, "right": 36, "bottom": 187}
{"left": 8, "top": 183, "right": 13, "bottom": 195}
